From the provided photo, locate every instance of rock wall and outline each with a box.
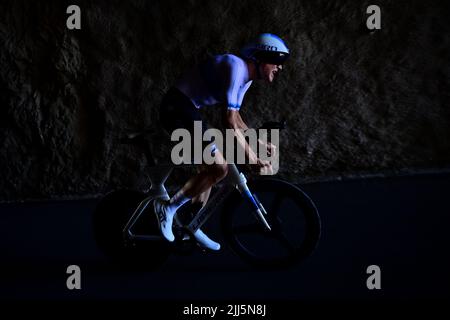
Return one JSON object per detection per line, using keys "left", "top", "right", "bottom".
{"left": 1, "top": 0, "right": 449, "bottom": 201}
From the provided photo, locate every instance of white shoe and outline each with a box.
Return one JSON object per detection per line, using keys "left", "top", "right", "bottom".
{"left": 153, "top": 199, "right": 175, "bottom": 242}
{"left": 194, "top": 229, "right": 221, "bottom": 251}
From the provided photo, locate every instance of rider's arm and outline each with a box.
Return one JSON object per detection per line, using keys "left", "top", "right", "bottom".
{"left": 225, "top": 110, "right": 258, "bottom": 164}
{"left": 221, "top": 56, "right": 265, "bottom": 166}
{"left": 225, "top": 109, "right": 248, "bottom": 130}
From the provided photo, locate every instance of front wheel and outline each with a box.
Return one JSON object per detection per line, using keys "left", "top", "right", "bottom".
{"left": 221, "top": 179, "right": 321, "bottom": 269}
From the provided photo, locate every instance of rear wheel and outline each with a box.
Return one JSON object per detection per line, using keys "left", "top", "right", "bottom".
{"left": 222, "top": 179, "right": 321, "bottom": 269}
{"left": 93, "top": 190, "right": 170, "bottom": 270}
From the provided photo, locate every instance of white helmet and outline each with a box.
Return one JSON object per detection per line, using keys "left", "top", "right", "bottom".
{"left": 241, "top": 33, "right": 290, "bottom": 65}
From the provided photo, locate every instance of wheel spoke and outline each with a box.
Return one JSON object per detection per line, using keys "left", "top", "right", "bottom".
{"left": 232, "top": 224, "right": 261, "bottom": 235}
{"left": 273, "top": 230, "right": 297, "bottom": 254}
{"left": 225, "top": 179, "right": 320, "bottom": 267}
{"left": 269, "top": 193, "right": 284, "bottom": 217}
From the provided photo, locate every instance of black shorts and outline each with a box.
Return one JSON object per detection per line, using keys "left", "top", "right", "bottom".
{"left": 160, "top": 87, "right": 207, "bottom": 135}
{"left": 159, "top": 87, "right": 216, "bottom": 162}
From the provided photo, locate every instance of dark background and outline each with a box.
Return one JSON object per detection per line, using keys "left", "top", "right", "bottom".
{"left": 0, "top": 0, "right": 449, "bottom": 311}
{"left": 1, "top": 173, "right": 449, "bottom": 310}
{"left": 1, "top": 0, "right": 449, "bottom": 202}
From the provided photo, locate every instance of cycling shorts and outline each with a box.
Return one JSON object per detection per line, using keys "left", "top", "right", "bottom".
{"left": 159, "top": 87, "right": 217, "bottom": 162}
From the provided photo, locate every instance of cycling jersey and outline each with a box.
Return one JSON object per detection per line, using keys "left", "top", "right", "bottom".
{"left": 175, "top": 54, "right": 252, "bottom": 111}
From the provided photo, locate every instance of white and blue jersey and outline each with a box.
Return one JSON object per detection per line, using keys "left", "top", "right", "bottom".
{"left": 175, "top": 54, "right": 252, "bottom": 111}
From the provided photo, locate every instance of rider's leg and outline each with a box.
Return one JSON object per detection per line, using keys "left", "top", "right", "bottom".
{"left": 155, "top": 163, "right": 217, "bottom": 221}
{"left": 191, "top": 168, "right": 212, "bottom": 206}
{"left": 190, "top": 164, "right": 213, "bottom": 209}
{"left": 184, "top": 153, "right": 227, "bottom": 251}
{"left": 158, "top": 158, "right": 225, "bottom": 218}
{"left": 154, "top": 151, "right": 228, "bottom": 245}
{"left": 189, "top": 166, "right": 219, "bottom": 250}
{"left": 181, "top": 152, "right": 228, "bottom": 198}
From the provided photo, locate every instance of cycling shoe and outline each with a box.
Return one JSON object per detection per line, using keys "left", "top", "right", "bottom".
{"left": 153, "top": 199, "right": 175, "bottom": 242}
{"left": 194, "top": 229, "right": 221, "bottom": 251}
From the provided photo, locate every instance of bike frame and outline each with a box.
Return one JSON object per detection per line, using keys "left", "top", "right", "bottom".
{"left": 122, "top": 163, "right": 270, "bottom": 243}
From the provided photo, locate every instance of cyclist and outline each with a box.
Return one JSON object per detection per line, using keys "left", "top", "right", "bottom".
{"left": 155, "top": 33, "right": 290, "bottom": 250}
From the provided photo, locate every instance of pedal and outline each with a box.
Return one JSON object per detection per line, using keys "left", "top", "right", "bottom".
{"left": 173, "top": 226, "right": 193, "bottom": 242}
{"left": 182, "top": 234, "right": 191, "bottom": 241}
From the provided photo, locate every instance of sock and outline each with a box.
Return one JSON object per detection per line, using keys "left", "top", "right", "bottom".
{"left": 166, "top": 189, "right": 191, "bottom": 214}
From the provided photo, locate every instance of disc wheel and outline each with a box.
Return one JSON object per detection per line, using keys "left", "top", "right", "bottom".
{"left": 222, "top": 179, "right": 321, "bottom": 269}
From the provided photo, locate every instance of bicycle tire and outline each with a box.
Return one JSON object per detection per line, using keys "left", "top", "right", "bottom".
{"left": 221, "top": 178, "right": 321, "bottom": 269}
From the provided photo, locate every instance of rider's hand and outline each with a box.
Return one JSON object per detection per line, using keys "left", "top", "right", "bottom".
{"left": 258, "top": 159, "right": 274, "bottom": 175}
{"left": 266, "top": 142, "right": 277, "bottom": 157}
{"left": 247, "top": 158, "right": 273, "bottom": 175}
{"left": 258, "top": 139, "right": 277, "bottom": 157}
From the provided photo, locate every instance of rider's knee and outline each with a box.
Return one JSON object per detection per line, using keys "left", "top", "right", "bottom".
{"left": 209, "top": 163, "right": 228, "bottom": 183}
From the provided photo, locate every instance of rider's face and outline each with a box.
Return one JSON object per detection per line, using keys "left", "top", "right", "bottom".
{"left": 260, "top": 63, "right": 283, "bottom": 83}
